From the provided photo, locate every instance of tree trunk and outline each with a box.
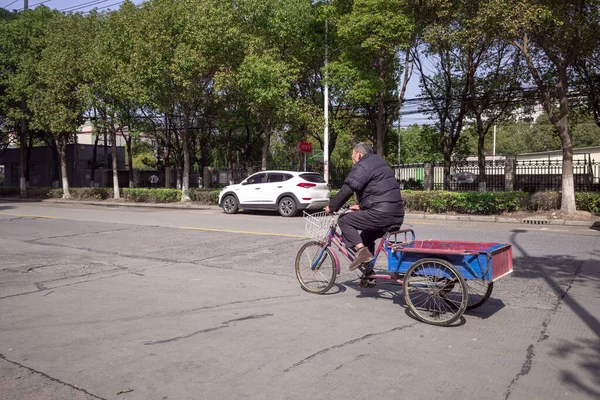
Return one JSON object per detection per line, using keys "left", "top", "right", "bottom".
{"left": 90, "top": 132, "right": 99, "bottom": 186}
{"left": 56, "top": 134, "right": 71, "bottom": 199}
{"left": 226, "top": 129, "right": 234, "bottom": 185}
{"left": 244, "top": 123, "right": 252, "bottom": 169}
{"left": 111, "top": 126, "right": 120, "bottom": 199}
{"left": 103, "top": 128, "right": 108, "bottom": 186}
{"left": 443, "top": 142, "right": 452, "bottom": 191}
{"left": 126, "top": 133, "right": 134, "bottom": 188}
{"left": 375, "top": 92, "right": 386, "bottom": 157}
{"left": 181, "top": 108, "right": 191, "bottom": 202}
{"left": 261, "top": 115, "right": 271, "bottom": 171}
{"left": 19, "top": 124, "right": 26, "bottom": 196}
{"left": 476, "top": 118, "right": 487, "bottom": 192}
{"left": 50, "top": 138, "right": 60, "bottom": 187}
{"left": 25, "top": 133, "right": 33, "bottom": 184}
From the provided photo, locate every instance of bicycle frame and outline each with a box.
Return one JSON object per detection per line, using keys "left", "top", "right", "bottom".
{"left": 311, "top": 224, "right": 415, "bottom": 280}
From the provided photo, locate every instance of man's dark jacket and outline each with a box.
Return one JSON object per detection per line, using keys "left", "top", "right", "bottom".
{"left": 329, "top": 154, "right": 404, "bottom": 216}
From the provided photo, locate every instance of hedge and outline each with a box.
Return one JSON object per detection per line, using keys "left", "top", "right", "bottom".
{"left": 1, "top": 186, "right": 599, "bottom": 215}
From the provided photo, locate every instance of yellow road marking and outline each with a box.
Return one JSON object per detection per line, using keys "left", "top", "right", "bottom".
{"left": 180, "top": 226, "right": 308, "bottom": 238}
{"left": 0, "top": 213, "right": 57, "bottom": 219}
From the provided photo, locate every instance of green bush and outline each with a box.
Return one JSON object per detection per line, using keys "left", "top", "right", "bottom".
{"left": 576, "top": 192, "right": 600, "bottom": 214}
{"left": 122, "top": 188, "right": 180, "bottom": 203}
{"left": 389, "top": 190, "right": 528, "bottom": 214}
{"left": 0, "top": 186, "right": 22, "bottom": 197}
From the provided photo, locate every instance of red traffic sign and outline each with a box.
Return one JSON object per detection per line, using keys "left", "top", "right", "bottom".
{"left": 298, "top": 141, "right": 312, "bottom": 153}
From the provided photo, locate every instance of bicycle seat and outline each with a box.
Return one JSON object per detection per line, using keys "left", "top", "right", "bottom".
{"left": 386, "top": 225, "right": 402, "bottom": 233}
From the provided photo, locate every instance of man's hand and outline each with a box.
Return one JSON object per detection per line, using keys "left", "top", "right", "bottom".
{"left": 325, "top": 206, "right": 332, "bottom": 214}
{"left": 349, "top": 204, "right": 360, "bottom": 211}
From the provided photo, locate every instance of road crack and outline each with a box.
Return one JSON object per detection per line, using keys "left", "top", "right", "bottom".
{"left": 143, "top": 313, "right": 273, "bottom": 345}
{"left": 0, "top": 352, "right": 106, "bottom": 400}
{"left": 283, "top": 323, "right": 417, "bottom": 373}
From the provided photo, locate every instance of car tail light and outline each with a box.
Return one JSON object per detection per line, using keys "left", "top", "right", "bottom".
{"left": 297, "top": 182, "right": 316, "bottom": 188}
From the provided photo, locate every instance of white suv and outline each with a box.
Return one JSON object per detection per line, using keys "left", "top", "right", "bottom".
{"left": 218, "top": 170, "right": 330, "bottom": 217}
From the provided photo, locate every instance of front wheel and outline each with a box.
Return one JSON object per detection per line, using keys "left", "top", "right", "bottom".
{"left": 295, "top": 241, "right": 337, "bottom": 294}
{"left": 278, "top": 196, "right": 298, "bottom": 217}
{"left": 222, "top": 195, "right": 239, "bottom": 214}
{"left": 403, "top": 258, "right": 468, "bottom": 326}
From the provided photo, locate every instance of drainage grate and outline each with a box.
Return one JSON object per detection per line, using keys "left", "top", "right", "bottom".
{"left": 522, "top": 218, "right": 550, "bottom": 225}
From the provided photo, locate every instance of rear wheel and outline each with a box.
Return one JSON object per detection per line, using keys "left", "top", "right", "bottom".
{"left": 403, "top": 258, "right": 468, "bottom": 326}
{"left": 465, "top": 280, "right": 493, "bottom": 310}
{"left": 222, "top": 195, "right": 239, "bottom": 214}
{"left": 278, "top": 196, "right": 297, "bottom": 217}
{"left": 295, "top": 241, "right": 336, "bottom": 294}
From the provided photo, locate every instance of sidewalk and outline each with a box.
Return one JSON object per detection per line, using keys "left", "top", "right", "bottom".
{"left": 1, "top": 197, "right": 599, "bottom": 228}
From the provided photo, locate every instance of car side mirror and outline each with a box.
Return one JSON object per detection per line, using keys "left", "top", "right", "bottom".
{"left": 241, "top": 181, "right": 248, "bottom": 185}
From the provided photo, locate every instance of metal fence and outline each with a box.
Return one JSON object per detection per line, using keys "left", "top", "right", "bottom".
{"left": 396, "top": 158, "right": 600, "bottom": 192}
{"left": 137, "top": 158, "right": 600, "bottom": 192}
{"left": 514, "top": 159, "right": 598, "bottom": 192}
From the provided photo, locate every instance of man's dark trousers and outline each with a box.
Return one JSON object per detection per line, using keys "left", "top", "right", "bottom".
{"left": 338, "top": 209, "right": 404, "bottom": 254}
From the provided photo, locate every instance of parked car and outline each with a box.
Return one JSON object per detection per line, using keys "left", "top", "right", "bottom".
{"left": 453, "top": 171, "right": 477, "bottom": 184}
{"left": 218, "top": 170, "right": 330, "bottom": 217}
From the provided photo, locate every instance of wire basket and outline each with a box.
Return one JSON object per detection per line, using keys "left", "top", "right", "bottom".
{"left": 303, "top": 211, "right": 335, "bottom": 242}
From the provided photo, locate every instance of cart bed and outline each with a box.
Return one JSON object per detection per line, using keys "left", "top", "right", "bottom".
{"left": 387, "top": 240, "right": 513, "bottom": 281}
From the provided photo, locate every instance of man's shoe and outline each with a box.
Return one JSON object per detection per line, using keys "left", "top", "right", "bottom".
{"left": 348, "top": 248, "right": 374, "bottom": 271}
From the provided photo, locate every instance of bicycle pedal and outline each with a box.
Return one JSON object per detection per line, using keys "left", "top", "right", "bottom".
{"left": 359, "top": 278, "right": 376, "bottom": 288}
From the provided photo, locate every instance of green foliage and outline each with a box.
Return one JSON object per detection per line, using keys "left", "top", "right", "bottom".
{"left": 401, "top": 190, "right": 528, "bottom": 214}
{"left": 575, "top": 192, "right": 600, "bottom": 214}
{"left": 121, "top": 188, "right": 180, "bottom": 203}
{"left": 398, "top": 124, "right": 443, "bottom": 163}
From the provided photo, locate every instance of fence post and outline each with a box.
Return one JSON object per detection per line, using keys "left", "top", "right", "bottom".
{"left": 424, "top": 162, "right": 434, "bottom": 191}
{"left": 203, "top": 166, "right": 212, "bottom": 189}
{"left": 505, "top": 156, "right": 516, "bottom": 192}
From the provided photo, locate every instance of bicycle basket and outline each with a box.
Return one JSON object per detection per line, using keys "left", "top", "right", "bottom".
{"left": 303, "top": 211, "right": 334, "bottom": 242}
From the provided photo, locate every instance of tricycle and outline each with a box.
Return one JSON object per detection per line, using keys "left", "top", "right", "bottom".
{"left": 296, "top": 210, "right": 513, "bottom": 326}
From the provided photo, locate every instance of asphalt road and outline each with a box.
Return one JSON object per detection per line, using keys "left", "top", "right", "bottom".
{"left": 0, "top": 201, "right": 599, "bottom": 400}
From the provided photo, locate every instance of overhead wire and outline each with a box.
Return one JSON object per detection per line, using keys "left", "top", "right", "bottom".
{"left": 2, "top": 0, "right": 19, "bottom": 8}
{"left": 13, "top": 0, "right": 52, "bottom": 10}
{"left": 89, "top": 1, "right": 124, "bottom": 11}
{"left": 61, "top": 0, "right": 112, "bottom": 12}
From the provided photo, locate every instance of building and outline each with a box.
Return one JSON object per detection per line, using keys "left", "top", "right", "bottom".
{"left": 0, "top": 144, "right": 126, "bottom": 187}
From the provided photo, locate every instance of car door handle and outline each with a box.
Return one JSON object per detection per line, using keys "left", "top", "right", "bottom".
{"left": 277, "top": 186, "right": 283, "bottom": 188}
{"left": 255, "top": 188, "right": 260, "bottom": 190}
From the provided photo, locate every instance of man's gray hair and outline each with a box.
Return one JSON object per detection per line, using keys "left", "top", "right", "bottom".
{"left": 354, "top": 142, "right": 373, "bottom": 156}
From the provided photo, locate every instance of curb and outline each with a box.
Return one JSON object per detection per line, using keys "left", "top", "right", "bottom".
{"left": 1, "top": 197, "right": 597, "bottom": 228}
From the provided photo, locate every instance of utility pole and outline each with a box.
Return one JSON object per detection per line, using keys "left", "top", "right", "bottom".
{"left": 24, "top": 0, "right": 28, "bottom": 10}
{"left": 323, "top": 16, "right": 329, "bottom": 185}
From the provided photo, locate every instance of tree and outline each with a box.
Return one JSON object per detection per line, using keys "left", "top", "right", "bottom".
{"left": 481, "top": 0, "right": 600, "bottom": 212}
{"left": 0, "top": 7, "right": 58, "bottom": 195}
{"left": 329, "top": 0, "right": 414, "bottom": 157}
{"left": 135, "top": 0, "right": 240, "bottom": 200}
{"left": 29, "top": 13, "right": 88, "bottom": 199}
{"left": 84, "top": 3, "right": 143, "bottom": 194}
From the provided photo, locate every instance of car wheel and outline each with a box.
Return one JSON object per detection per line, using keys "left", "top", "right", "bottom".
{"left": 222, "top": 195, "right": 239, "bottom": 214}
{"left": 278, "top": 196, "right": 297, "bottom": 217}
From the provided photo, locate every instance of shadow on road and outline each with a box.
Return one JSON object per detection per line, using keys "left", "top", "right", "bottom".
{"left": 509, "top": 229, "right": 600, "bottom": 395}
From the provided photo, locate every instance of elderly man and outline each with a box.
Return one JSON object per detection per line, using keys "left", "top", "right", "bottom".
{"left": 325, "top": 142, "right": 404, "bottom": 270}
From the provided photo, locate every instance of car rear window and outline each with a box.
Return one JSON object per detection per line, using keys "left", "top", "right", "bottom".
{"left": 299, "top": 173, "right": 326, "bottom": 183}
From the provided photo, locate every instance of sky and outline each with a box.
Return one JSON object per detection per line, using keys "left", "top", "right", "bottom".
{"left": 1, "top": 0, "right": 143, "bottom": 13}
{"left": 2, "top": 0, "right": 431, "bottom": 126}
